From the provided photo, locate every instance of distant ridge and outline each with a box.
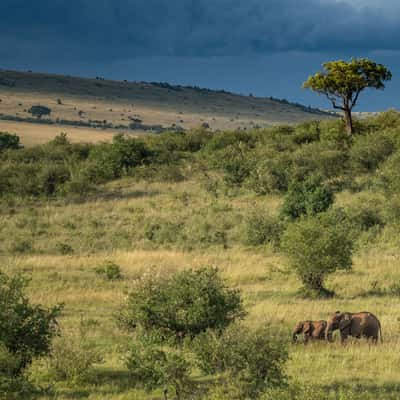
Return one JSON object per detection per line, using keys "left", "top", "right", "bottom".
{"left": 0, "top": 69, "right": 335, "bottom": 141}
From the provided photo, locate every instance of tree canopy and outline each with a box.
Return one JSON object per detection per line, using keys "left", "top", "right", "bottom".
{"left": 304, "top": 58, "right": 392, "bottom": 134}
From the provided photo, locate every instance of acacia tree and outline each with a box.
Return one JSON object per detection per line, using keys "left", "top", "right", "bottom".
{"left": 304, "top": 58, "right": 392, "bottom": 135}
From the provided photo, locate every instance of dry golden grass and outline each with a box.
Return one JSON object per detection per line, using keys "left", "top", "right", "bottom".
{"left": 1, "top": 174, "right": 400, "bottom": 398}
{"left": 0, "top": 120, "right": 143, "bottom": 145}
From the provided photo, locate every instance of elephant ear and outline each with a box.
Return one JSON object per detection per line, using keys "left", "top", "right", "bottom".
{"left": 339, "top": 313, "right": 352, "bottom": 331}
{"left": 303, "top": 321, "right": 312, "bottom": 334}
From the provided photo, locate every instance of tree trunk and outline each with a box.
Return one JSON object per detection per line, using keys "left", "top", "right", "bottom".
{"left": 343, "top": 108, "right": 353, "bottom": 135}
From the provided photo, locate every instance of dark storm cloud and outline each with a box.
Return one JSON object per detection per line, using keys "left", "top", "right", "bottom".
{"left": 0, "top": 0, "right": 398, "bottom": 61}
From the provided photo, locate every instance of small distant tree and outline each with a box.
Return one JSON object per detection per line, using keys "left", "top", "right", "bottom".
{"left": 304, "top": 58, "right": 392, "bottom": 135}
{"left": 28, "top": 105, "right": 51, "bottom": 119}
{"left": 0, "top": 132, "right": 21, "bottom": 150}
{"left": 281, "top": 211, "right": 353, "bottom": 297}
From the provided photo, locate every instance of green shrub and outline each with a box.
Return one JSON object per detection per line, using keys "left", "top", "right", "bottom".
{"left": 344, "top": 193, "right": 385, "bottom": 241}
{"left": 0, "top": 271, "right": 62, "bottom": 374}
{"left": 48, "top": 132, "right": 70, "bottom": 146}
{"left": 11, "top": 239, "right": 33, "bottom": 254}
{"left": 291, "top": 121, "right": 320, "bottom": 145}
{"left": 38, "top": 164, "right": 70, "bottom": 195}
{"left": 280, "top": 175, "right": 334, "bottom": 221}
{"left": 119, "top": 267, "right": 245, "bottom": 341}
{"left": 0, "top": 132, "right": 21, "bottom": 151}
{"left": 291, "top": 142, "right": 349, "bottom": 183}
{"left": 350, "top": 134, "right": 395, "bottom": 172}
{"left": 94, "top": 261, "right": 123, "bottom": 280}
{"left": 375, "top": 151, "right": 400, "bottom": 194}
{"left": 143, "top": 220, "right": 185, "bottom": 246}
{"left": 318, "top": 119, "right": 351, "bottom": 148}
{"left": 243, "top": 213, "right": 282, "bottom": 248}
{"left": 86, "top": 135, "right": 151, "bottom": 182}
{"left": 203, "top": 131, "right": 257, "bottom": 153}
{"left": 55, "top": 242, "right": 74, "bottom": 255}
{"left": 126, "top": 343, "right": 192, "bottom": 399}
{"left": 281, "top": 210, "right": 353, "bottom": 296}
{"left": 192, "top": 325, "right": 288, "bottom": 398}
{"left": 247, "top": 153, "right": 290, "bottom": 194}
{"left": 0, "top": 345, "right": 36, "bottom": 399}
{"left": 220, "top": 143, "right": 253, "bottom": 187}
{"left": 110, "top": 134, "right": 150, "bottom": 172}
{"left": 367, "top": 109, "right": 400, "bottom": 130}
{"left": 46, "top": 333, "right": 103, "bottom": 384}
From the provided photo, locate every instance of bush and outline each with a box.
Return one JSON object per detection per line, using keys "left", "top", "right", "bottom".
{"left": 46, "top": 332, "right": 103, "bottom": 384}
{"left": 281, "top": 210, "right": 353, "bottom": 296}
{"left": 243, "top": 213, "right": 282, "bottom": 248}
{"left": 374, "top": 151, "right": 400, "bottom": 194}
{"left": 291, "top": 142, "right": 349, "bottom": 183}
{"left": 344, "top": 193, "right": 385, "bottom": 241}
{"left": 94, "top": 261, "right": 123, "bottom": 280}
{"left": 202, "top": 131, "right": 257, "bottom": 153}
{"left": 280, "top": 175, "right": 334, "bottom": 221}
{"left": 350, "top": 134, "right": 395, "bottom": 172}
{"left": 0, "top": 345, "right": 36, "bottom": 399}
{"left": 126, "top": 343, "right": 191, "bottom": 399}
{"left": 28, "top": 105, "right": 51, "bottom": 119}
{"left": 0, "top": 132, "right": 21, "bottom": 151}
{"left": 247, "top": 153, "right": 290, "bottom": 194}
{"left": 110, "top": 134, "right": 151, "bottom": 172}
{"left": 55, "top": 242, "right": 74, "bottom": 255}
{"left": 192, "top": 325, "right": 288, "bottom": 398}
{"left": 221, "top": 143, "right": 253, "bottom": 187}
{"left": 48, "top": 132, "right": 70, "bottom": 146}
{"left": 87, "top": 135, "right": 151, "bottom": 182}
{"left": 38, "top": 164, "right": 70, "bottom": 195}
{"left": 291, "top": 121, "right": 320, "bottom": 145}
{"left": 119, "top": 267, "right": 245, "bottom": 341}
{"left": 0, "top": 271, "right": 62, "bottom": 374}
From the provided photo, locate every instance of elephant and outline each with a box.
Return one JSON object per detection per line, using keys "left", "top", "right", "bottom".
{"left": 325, "top": 311, "right": 383, "bottom": 344}
{"left": 292, "top": 320, "right": 327, "bottom": 344}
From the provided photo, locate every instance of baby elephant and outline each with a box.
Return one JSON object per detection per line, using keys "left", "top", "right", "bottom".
{"left": 292, "top": 320, "right": 327, "bottom": 344}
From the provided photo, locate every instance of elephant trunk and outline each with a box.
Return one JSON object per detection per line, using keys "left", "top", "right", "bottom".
{"left": 325, "top": 323, "right": 334, "bottom": 342}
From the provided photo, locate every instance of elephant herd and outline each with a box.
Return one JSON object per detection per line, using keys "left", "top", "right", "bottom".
{"left": 292, "top": 311, "right": 383, "bottom": 344}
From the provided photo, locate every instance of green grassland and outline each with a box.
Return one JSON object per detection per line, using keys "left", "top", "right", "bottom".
{"left": 1, "top": 112, "right": 400, "bottom": 398}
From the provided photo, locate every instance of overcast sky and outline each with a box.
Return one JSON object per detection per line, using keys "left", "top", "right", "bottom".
{"left": 1, "top": 0, "right": 399, "bottom": 110}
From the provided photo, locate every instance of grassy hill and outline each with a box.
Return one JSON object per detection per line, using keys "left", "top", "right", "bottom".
{"left": 1, "top": 103, "right": 400, "bottom": 398}
{"left": 0, "top": 69, "right": 333, "bottom": 146}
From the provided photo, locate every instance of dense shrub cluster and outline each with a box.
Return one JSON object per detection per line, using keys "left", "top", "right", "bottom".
{"left": 122, "top": 268, "right": 288, "bottom": 399}
{"left": 2, "top": 111, "right": 400, "bottom": 201}
{"left": 280, "top": 175, "right": 334, "bottom": 221}
{"left": 0, "top": 270, "right": 61, "bottom": 396}
{"left": 119, "top": 267, "right": 245, "bottom": 341}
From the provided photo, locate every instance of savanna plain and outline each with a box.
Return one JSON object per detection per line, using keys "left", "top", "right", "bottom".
{"left": 1, "top": 81, "right": 400, "bottom": 399}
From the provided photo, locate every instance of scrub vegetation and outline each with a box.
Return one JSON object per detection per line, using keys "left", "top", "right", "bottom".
{"left": 2, "top": 110, "right": 400, "bottom": 398}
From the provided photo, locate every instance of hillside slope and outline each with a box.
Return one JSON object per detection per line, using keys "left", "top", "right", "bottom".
{"left": 0, "top": 69, "right": 333, "bottom": 144}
